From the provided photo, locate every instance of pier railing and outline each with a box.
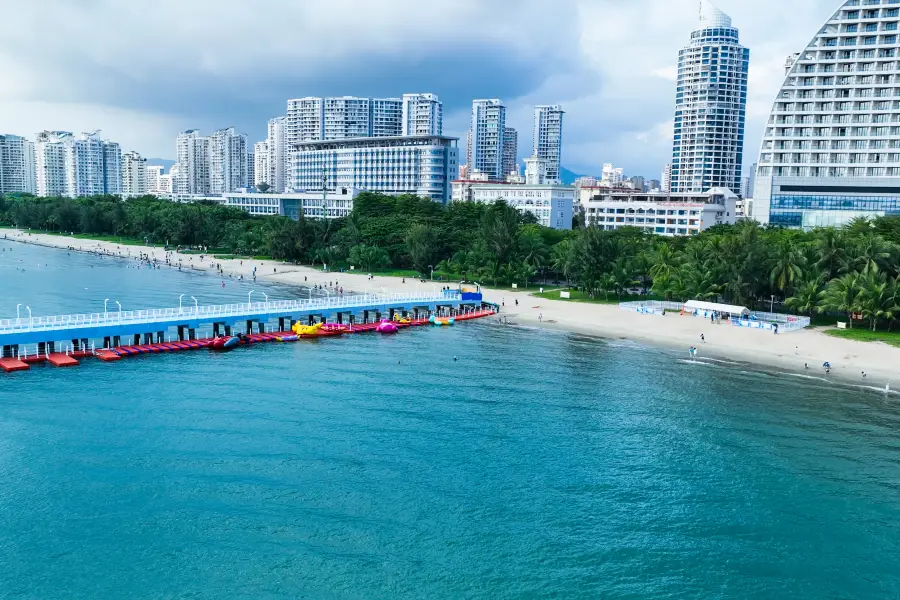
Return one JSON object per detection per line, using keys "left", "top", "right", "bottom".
{"left": 0, "top": 291, "right": 461, "bottom": 335}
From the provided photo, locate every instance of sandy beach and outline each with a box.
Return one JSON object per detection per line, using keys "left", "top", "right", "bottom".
{"left": 3, "top": 228, "right": 899, "bottom": 388}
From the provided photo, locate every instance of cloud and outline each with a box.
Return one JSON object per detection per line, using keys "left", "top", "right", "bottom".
{"left": 0, "top": 0, "right": 844, "bottom": 178}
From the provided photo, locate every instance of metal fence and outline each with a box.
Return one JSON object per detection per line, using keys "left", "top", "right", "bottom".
{"left": 0, "top": 291, "right": 462, "bottom": 335}
{"left": 619, "top": 301, "right": 810, "bottom": 332}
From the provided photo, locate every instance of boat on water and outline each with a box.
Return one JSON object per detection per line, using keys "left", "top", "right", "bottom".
{"left": 291, "top": 321, "right": 346, "bottom": 338}
{"left": 429, "top": 316, "right": 455, "bottom": 326}
{"left": 210, "top": 335, "right": 241, "bottom": 351}
{"left": 376, "top": 319, "right": 399, "bottom": 334}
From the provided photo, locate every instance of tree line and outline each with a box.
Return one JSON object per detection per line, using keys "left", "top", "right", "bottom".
{"left": 3, "top": 192, "right": 900, "bottom": 330}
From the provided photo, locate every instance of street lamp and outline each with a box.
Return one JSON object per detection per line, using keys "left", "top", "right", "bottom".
{"left": 179, "top": 294, "right": 184, "bottom": 312}
{"left": 770, "top": 294, "right": 775, "bottom": 313}
{"left": 104, "top": 298, "right": 110, "bottom": 318}
{"left": 248, "top": 290, "right": 255, "bottom": 308}
{"left": 16, "top": 303, "right": 21, "bottom": 324}
{"left": 115, "top": 301, "right": 122, "bottom": 318}
{"left": 191, "top": 296, "right": 198, "bottom": 312}
{"left": 26, "top": 306, "right": 31, "bottom": 329}
{"left": 262, "top": 292, "right": 268, "bottom": 309}
{"left": 429, "top": 264, "right": 434, "bottom": 280}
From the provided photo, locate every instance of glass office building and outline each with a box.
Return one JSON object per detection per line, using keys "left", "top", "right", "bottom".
{"left": 755, "top": 0, "right": 900, "bottom": 228}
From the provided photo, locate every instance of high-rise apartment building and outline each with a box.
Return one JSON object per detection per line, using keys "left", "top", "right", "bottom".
{"left": 602, "top": 163, "right": 625, "bottom": 186}
{"left": 662, "top": 163, "right": 673, "bottom": 192}
{"left": 402, "top": 93, "right": 443, "bottom": 136}
{"left": 121, "top": 151, "right": 147, "bottom": 197}
{"left": 35, "top": 131, "right": 71, "bottom": 197}
{"left": 285, "top": 96, "right": 408, "bottom": 145}
{"left": 175, "top": 129, "right": 210, "bottom": 195}
{"left": 324, "top": 97, "right": 377, "bottom": 140}
{"left": 0, "top": 134, "right": 36, "bottom": 194}
{"left": 208, "top": 127, "right": 248, "bottom": 194}
{"left": 146, "top": 165, "right": 165, "bottom": 194}
{"left": 502, "top": 127, "right": 518, "bottom": 177}
{"left": 671, "top": 1, "right": 749, "bottom": 193}
{"left": 533, "top": 105, "right": 564, "bottom": 182}
{"left": 71, "top": 132, "right": 106, "bottom": 196}
{"left": 253, "top": 141, "right": 269, "bottom": 188}
{"left": 266, "top": 117, "right": 287, "bottom": 192}
{"left": 370, "top": 98, "right": 403, "bottom": 137}
{"left": 34, "top": 130, "right": 120, "bottom": 197}
{"left": 754, "top": 1, "right": 900, "bottom": 228}
{"left": 470, "top": 99, "right": 506, "bottom": 180}
{"left": 101, "top": 139, "right": 122, "bottom": 195}
{"left": 286, "top": 97, "right": 323, "bottom": 146}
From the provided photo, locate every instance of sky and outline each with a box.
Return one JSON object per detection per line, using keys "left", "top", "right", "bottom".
{"left": 0, "top": 0, "right": 840, "bottom": 178}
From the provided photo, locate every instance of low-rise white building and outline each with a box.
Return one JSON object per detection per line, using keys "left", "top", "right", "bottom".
{"left": 582, "top": 187, "right": 738, "bottom": 236}
{"left": 175, "top": 188, "right": 362, "bottom": 220}
{"left": 452, "top": 158, "right": 574, "bottom": 230}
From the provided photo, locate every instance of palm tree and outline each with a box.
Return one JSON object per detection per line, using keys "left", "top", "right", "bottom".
{"left": 550, "top": 239, "right": 575, "bottom": 286}
{"left": 649, "top": 242, "right": 679, "bottom": 281}
{"left": 815, "top": 228, "right": 850, "bottom": 279}
{"left": 845, "top": 216, "right": 873, "bottom": 236}
{"left": 518, "top": 225, "right": 548, "bottom": 271}
{"left": 611, "top": 258, "right": 637, "bottom": 298}
{"left": 599, "top": 273, "right": 617, "bottom": 300}
{"left": 819, "top": 272, "right": 863, "bottom": 328}
{"left": 785, "top": 274, "right": 824, "bottom": 317}
{"left": 678, "top": 266, "right": 721, "bottom": 301}
{"left": 855, "top": 264, "right": 898, "bottom": 331}
{"left": 852, "top": 234, "right": 895, "bottom": 272}
{"left": 769, "top": 240, "right": 805, "bottom": 296}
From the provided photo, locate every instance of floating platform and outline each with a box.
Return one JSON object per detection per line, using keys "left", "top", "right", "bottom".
{"left": 47, "top": 353, "right": 79, "bottom": 367}
{"left": 1, "top": 310, "right": 496, "bottom": 374}
{"left": 0, "top": 358, "right": 30, "bottom": 372}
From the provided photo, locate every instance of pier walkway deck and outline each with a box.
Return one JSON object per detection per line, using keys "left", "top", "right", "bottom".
{"left": 0, "top": 291, "right": 480, "bottom": 358}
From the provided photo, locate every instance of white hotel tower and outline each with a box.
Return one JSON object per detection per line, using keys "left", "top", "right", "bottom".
{"left": 754, "top": 0, "right": 900, "bottom": 228}
{"left": 671, "top": 1, "right": 749, "bottom": 194}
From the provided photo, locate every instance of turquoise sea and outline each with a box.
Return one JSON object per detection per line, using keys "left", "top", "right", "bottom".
{"left": 1, "top": 239, "right": 900, "bottom": 599}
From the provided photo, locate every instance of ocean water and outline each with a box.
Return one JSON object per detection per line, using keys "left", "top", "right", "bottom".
{"left": 1, "top": 239, "right": 900, "bottom": 599}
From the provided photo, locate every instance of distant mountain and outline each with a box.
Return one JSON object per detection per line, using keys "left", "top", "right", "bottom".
{"left": 146, "top": 158, "right": 176, "bottom": 173}
{"left": 560, "top": 167, "right": 583, "bottom": 185}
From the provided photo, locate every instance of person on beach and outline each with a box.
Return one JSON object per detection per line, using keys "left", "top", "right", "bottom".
{"left": 700, "top": 333, "right": 705, "bottom": 343}
{"left": 538, "top": 313, "right": 543, "bottom": 323}
{"left": 862, "top": 371, "right": 867, "bottom": 379}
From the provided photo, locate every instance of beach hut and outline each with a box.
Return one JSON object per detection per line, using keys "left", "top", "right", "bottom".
{"left": 683, "top": 300, "right": 750, "bottom": 317}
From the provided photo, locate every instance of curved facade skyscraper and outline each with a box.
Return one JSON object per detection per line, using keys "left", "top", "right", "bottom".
{"left": 671, "top": 1, "right": 749, "bottom": 194}
{"left": 755, "top": 1, "right": 900, "bottom": 228}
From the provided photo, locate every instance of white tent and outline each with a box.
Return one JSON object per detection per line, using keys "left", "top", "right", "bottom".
{"left": 684, "top": 300, "right": 750, "bottom": 316}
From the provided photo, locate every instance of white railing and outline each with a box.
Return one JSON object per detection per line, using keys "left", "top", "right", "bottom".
{"left": 619, "top": 300, "right": 811, "bottom": 332}
{"left": 0, "top": 291, "right": 462, "bottom": 335}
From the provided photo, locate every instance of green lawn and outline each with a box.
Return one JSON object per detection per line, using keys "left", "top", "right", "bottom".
{"left": 532, "top": 288, "right": 664, "bottom": 305}
{"left": 824, "top": 328, "right": 900, "bottom": 348}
